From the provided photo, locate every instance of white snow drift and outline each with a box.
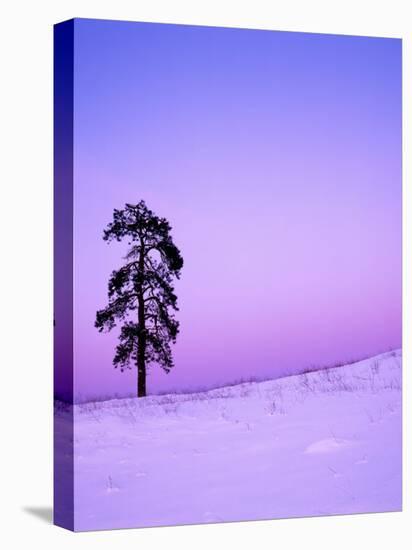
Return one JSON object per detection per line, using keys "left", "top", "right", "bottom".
{"left": 56, "top": 349, "right": 402, "bottom": 531}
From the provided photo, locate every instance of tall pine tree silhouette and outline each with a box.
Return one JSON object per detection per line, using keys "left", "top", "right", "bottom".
{"left": 95, "top": 201, "right": 183, "bottom": 397}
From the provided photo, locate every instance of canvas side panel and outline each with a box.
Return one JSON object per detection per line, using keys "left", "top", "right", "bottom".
{"left": 53, "top": 19, "right": 74, "bottom": 531}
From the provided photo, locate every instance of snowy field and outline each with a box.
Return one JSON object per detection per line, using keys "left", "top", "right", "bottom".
{"left": 55, "top": 349, "right": 402, "bottom": 531}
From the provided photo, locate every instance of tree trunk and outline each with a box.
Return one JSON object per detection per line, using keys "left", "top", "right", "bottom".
{"left": 137, "top": 348, "right": 146, "bottom": 397}
{"left": 137, "top": 243, "right": 146, "bottom": 397}
{"left": 137, "top": 297, "right": 146, "bottom": 396}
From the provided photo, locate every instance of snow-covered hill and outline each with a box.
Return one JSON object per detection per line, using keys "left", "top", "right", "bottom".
{"left": 56, "top": 349, "right": 402, "bottom": 531}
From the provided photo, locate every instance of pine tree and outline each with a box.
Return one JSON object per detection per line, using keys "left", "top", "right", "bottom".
{"left": 95, "top": 201, "right": 183, "bottom": 397}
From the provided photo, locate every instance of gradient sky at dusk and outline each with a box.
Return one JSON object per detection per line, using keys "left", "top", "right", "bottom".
{"left": 71, "top": 19, "right": 401, "bottom": 401}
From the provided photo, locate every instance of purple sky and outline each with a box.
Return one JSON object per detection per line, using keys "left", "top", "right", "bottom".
{"left": 71, "top": 19, "right": 401, "bottom": 401}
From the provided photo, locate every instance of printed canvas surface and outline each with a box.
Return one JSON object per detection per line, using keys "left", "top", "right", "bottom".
{"left": 54, "top": 19, "right": 402, "bottom": 531}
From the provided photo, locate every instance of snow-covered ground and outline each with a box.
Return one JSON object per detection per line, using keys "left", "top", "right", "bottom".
{"left": 56, "top": 349, "right": 402, "bottom": 531}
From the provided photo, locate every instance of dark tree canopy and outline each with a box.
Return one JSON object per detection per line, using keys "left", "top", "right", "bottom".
{"left": 95, "top": 201, "right": 183, "bottom": 397}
